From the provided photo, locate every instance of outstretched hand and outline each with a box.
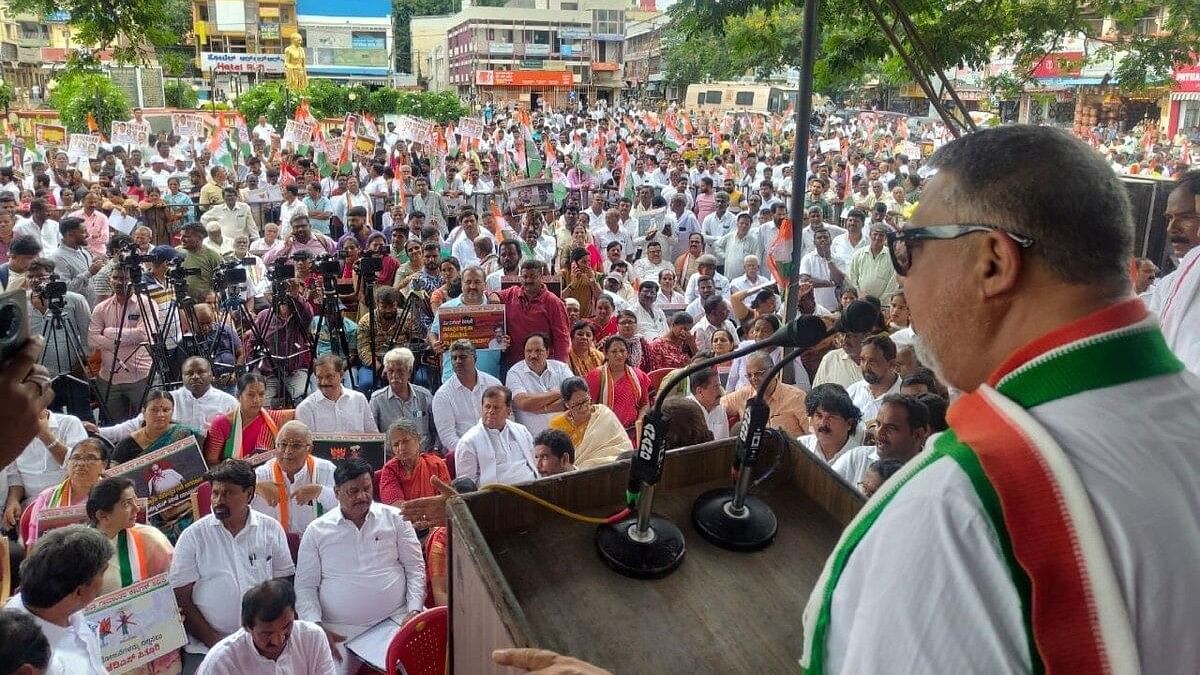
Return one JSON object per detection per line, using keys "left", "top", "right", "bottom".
{"left": 492, "top": 648, "right": 613, "bottom": 675}
{"left": 398, "top": 475, "right": 457, "bottom": 529}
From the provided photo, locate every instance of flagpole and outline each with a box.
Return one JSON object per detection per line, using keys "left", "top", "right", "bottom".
{"left": 783, "top": 0, "right": 821, "bottom": 384}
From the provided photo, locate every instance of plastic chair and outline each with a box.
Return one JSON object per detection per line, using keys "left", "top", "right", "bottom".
{"left": 190, "top": 481, "right": 212, "bottom": 519}
{"left": 647, "top": 367, "right": 675, "bottom": 399}
{"left": 386, "top": 606, "right": 448, "bottom": 675}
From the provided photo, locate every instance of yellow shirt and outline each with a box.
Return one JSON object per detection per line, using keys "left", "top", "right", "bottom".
{"left": 199, "top": 180, "right": 225, "bottom": 207}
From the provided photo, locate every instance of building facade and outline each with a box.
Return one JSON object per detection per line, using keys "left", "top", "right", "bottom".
{"left": 622, "top": 12, "right": 666, "bottom": 100}
{"left": 296, "top": 0, "right": 392, "bottom": 84}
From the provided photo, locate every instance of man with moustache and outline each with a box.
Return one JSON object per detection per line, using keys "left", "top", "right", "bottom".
{"left": 296, "top": 458, "right": 425, "bottom": 675}
{"left": 1146, "top": 170, "right": 1200, "bottom": 373}
{"left": 831, "top": 394, "right": 930, "bottom": 489}
{"left": 295, "top": 355, "right": 377, "bottom": 433}
{"left": 171, "top": 460, "right": 294, "bottom": 655}
{"left": 798, "top": 384, "right": 862, "bottom": 465}
{"left": 96, "top": 356, "right": 237, "bottom": 442}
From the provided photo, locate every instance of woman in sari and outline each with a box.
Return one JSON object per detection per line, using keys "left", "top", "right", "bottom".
{"left": 548, "top": 377, "right": 632, "bottom": 468}
{"left": 585, "top": 335, "right": 652, "bottom": 442}
{"left": 25, "top": 437, "right": 110, "bottom": 546}
{"left": 112, "top": 390, "right": 203, "bottom": 465}
{"left": 615, "top": 310, "right": 649, "bottom": 370}
{"left": 567, "top": 320, "right": 605, "bottom": 377}
{"left": 88, "top": 476, "right": 180, "bottom": 674}
{"left": 204, "top": 373, "right": 294, "bottom": 465}
{"left": 429, "top": 256, "right": 462, "bottom": 311}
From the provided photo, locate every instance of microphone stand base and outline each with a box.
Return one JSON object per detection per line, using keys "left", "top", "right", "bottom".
{"left": 691, "top": 488, "right": 778, "bottom": 552}
{"left": 595, "top": 516, "right": 686, "bottom": 579}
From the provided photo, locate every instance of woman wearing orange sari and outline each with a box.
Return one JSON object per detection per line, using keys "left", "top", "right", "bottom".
{"left": 567, "top": 320, "right": 605, "bottom": 377}
{"left": 203, "top": 373, "right": 294, "bottom": 465}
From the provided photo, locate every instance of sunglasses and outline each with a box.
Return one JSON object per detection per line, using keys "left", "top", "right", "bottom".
{"left": 885, "top": 224, "right": 1034, "bottom": 276}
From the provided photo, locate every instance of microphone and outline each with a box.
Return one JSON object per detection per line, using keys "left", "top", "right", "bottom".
{"left": 692, "top": 300, "right": 883, "bottom": 552}
{"left": 596, "top": 309, "right": 858, "bottom": 577}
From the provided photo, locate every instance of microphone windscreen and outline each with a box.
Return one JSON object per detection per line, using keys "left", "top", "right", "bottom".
{"left": 832, "top": 300, "right": 882, "bottom": 335}
{"left": 775, "top": 315, "right": 829, "bottom": 351}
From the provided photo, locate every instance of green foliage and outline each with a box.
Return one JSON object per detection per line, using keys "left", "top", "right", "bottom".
{"left": 237, "top": 82, "right": 296, "bottom": 129}
{"left": 164, "top": 81, "right": 198, "bottom": 109}
{"left": 366, "top": 88, "right": 403, "bottom": 117}
{"left": 660, "top": 28, "right": 744, "bottom": 91}
{"left": 48, "top": 71, "right": 131, "bottom": 133}
{"left": 395, "top": 90, "right": 468, "bottom": 124}
{"left": 393, "top": 0, "right": 460, "bottom": 73}
{"left": 10, "top": 0, "right": 182, "bottom": 62}
{"left": 0, "top": 81, "right": 13, "bottom": 110}
{"left": 674, "top": 0, "right": 1200, "bottom": 93}
{"left": 158, "top": 49, "right": 193, "bottom": 79}
{"left": 303, "top": 79, "right": 351, "bottom": 119}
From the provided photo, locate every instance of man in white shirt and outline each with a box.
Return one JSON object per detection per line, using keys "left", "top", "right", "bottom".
{"left": 4, "top": 526, "right": 112, "bottom": 675}
{"left": 831, "top": 394, "right": 929, "bottom": 491}
{"left": 583, "top": 193, "right": 607, "bottom": 230}
{"left": 252, "top": 116, "right": 277, "bottom": 143}
{"left": 201, "top": 187, "right": 259, "bottom": 244}
{"left": 96, "top": 356, "right": 237, "bottom": 443}
{"left": 197, "top": 579, "right": 337, "bottom": 675}
{"left": 797, "top": 229, "right": 844, "bottom": 312}
{"left": 700, "top": 191, "right": 738, "bottom": 246}
{"left": 455, "top": 386, "right": 537, "bottom": 486}
{"left": 715, "top": 213, "right": 762, "bottom": 281}
{"left": 631, "top": 240, "right": 673, "bottom": 284}
{"left": 844, "top": 334, "right": 902, "bottom": 423}
{"left": 798, "top": 383, "right": 862, "bottom": 465}
{"left": 252, "top": 421, "right": 338, "bottom": 536}
{"left": 684, "top": 255, "right": 729, "bottom": 303}
{"left": 593, "top": 209, "right": 634, "bottom": 260}
{"left": 692, "top": 295, "right": 740, "bottom": 352}
{"left": 277, "top": 186, "right": 309, "bottom": 239}
{"left": 1147, "top": 171, "right": 1200, "bottom": 373}
{"left": 688, "top": 368, "right": 730, "bottom": 441}
{"left": 631, "top": 280, "right": 669, "bottom": 339}
{"left": 295, "top": 458, "right": 425, "bottom": 675}
{"left": 831, "top": 209, "right": 868, "bottom": 270}
{"left": 296, "top": 355, "right": 378, "bottom": 434}
{"left": 171, "top": 460, "right": 295, "bottom": 654}
{"left": 431, "top": 340, "right": 502, "bottom": 452}
{"left": 506, "top": 334, "right": 572, "bottom": 437}
{"left": 14, "top": 198, "right": 60, "bottom": 255}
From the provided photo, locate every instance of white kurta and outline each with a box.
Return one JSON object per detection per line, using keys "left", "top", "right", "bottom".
{"left": 4, "top": 596, "right": 106, "bottom": 675}
{"left": 1147, "top": 246, "right": 1200, "bottom": 374}
{"left": 295, "top": 389, "right": 378, "bottom": 434}
{"left": 430, "top": 371, "right": 502, "bottom": 450}
{"left": 844, "top": 376, "right": 902, "bottom": 423}
{"left": 252, "top": 456, "right": 339, "bottom": 535}
{"left": 455, "top": 420, "right": 537, "bottom": 486}
{"left": 295, "top": 503, "right": 425, "bottom": 639}
{"left": 820, "top": 370, "right": 1200, "bottom": 674}
{"left": 196, "top": 619, "right": 336, "bottom": 675}
{"left": 169, "top": 511, "right": 295, "bottom": 653}
{"left": 829, "top": 445, "right": 878, "bottom": 489}
{"left": 98, "top": 386, "right": 238, "bottom": 443}
{"left": 506, "top": 360, "right": 573, "bottom": 437}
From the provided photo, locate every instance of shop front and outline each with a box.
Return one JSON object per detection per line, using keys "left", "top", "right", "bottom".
{"left": 1167, "top": 59, "right": 1200, "bottom": 139}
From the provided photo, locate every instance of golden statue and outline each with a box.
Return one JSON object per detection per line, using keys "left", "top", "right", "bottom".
{"left": 284, "top": 33, "right": 308, "bottom": 92}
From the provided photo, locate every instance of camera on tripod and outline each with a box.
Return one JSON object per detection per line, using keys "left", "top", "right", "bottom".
{"left": 313, "top": 252, "right": 347, "bottom": 277}
{"left": 166, "top": 262, "right": 201, "bottom": 284}
{"left": 355, "top": 249, "right": 383, "bottom": 276}
{"left": 212, "top": 259, "right": 251, "bottom": 291}
{"left": 268, "top": 257, "right": 297, "bottom": 283}
{"left": 33, "top": 272, "right": 68, "bottom": 308}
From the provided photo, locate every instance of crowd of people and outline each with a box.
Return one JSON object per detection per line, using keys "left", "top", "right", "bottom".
{"left": 0, "top": 98, "right": 1196, "bottom": 675}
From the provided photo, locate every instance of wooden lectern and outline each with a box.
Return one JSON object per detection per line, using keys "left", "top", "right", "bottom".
{"left": 448, "top": 436, "right": 865, "bottom": 674}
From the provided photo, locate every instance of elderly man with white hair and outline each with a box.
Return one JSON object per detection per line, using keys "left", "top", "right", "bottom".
{"left": 683, "top": 254, "right": 730, "bottom": 303}
{"left": 369, "top": 347, "right": 436, "bottom": 452}
{"left": 251, "top": 420, "right": 338, "bottom": 536}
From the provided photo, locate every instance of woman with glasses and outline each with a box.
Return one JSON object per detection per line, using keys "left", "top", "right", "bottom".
{"left": 87, "top": 476, "right": 181, "bottom": 675}
{"left": 24, "top": 437, "right": 110, "bottom": 546}
{"left": 111, "top": 389, "right": 202, "bottom": 466}
{"left": 547, "top": 377, "right": 631, "bottom": 468}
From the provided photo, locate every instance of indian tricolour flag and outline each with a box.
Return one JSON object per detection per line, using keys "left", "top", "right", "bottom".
{"left": 663, "top": 114, "right": 686, "bottom": 150}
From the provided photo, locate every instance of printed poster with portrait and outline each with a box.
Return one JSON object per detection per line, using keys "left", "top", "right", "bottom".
{"left": 437, "top": 305, "right": 506, "bottom": 350}
{"left": 104, "top": 437, "right": 209, "bottom": 542}
{"left": 311, "top": 433, "right": 387, "bottom": 471}
{"left": 34, "top": 123, "right": 67, "bottom": 148}
{"left": 68, "top": 133, "right": 102, "bottom": 161}
{"left": 505, "top": 178, "right": 554, "bottom": 214}
{"left": 37, "top": 499, "right": 149, "bottom": 532}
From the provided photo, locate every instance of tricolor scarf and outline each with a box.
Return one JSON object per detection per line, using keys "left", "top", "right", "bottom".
{"left": 272, "top": 456, "right": 324, "bottom": 531}
{"left": 801, "top": 299, "right": 1180, "bottom": 675}
{"left": 47, "top": 480, "right": 73, "bottom": 507}
{"left": 116, "top": 528, "right": 149, "bottom": 587}
{"left": 223, "top": 408, "right": 281, "bottom": 460}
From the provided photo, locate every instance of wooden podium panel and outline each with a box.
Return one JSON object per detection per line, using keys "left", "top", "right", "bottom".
{"left": 448, "top": 437, "right": 865, "bottom": 674}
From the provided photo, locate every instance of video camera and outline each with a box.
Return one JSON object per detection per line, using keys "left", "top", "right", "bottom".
{"left": 212, "top": 259, "right": 251, "bottom": 291}
{"left": 355, "top": 249, "right": 383, "bottom": 276}
{"left": 313, "top": 252, "right": 348, "bottom": 277}
{"left": 32, "top": 272, "right": 68, "bottom": 308}
{"left": 268, "top": 257, "right": 297, "bottom": 283}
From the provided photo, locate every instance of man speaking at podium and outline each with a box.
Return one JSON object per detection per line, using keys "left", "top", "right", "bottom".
{"left": 494, "top": 126, "right": 1200, "bottom": 674}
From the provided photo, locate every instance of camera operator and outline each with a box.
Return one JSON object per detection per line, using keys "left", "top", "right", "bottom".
{"left": 231, "top": 234, "right": 270, "bottom": 313}
{"left": 250, "top": 274, "right": 314, "bottom": 407}
{"left": 89, "top": 232, "right": 132, "bottom": 305}
{"left": 27, "top": 258, "right": 93, "bottom": 419}
{"left": 356, "top": 286, "right": 420, "bottom": 391}
{"left": 264, "top": 214, "right": 334, "bottom": 264}
{"left": 87, "top": 265, "right": 155, "bottom": 423}
{"left": 48, "top": 216, "right": 106, "bottom": 307}
{"left": 176, "top": 221, "right": 224, "bottom": 300}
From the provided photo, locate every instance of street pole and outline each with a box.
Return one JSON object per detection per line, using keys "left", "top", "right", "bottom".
{"left": 783, "top": 0, "right": 821, "bottom": 383}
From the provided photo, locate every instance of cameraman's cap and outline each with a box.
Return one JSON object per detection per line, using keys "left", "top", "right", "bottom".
{"left": 149, "top": 245, "right": 182, "bottom": 264}
{"left": 604, "top": 272, "right": 623, "bottom": 284}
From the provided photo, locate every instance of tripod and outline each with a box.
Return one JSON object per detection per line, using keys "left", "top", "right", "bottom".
{"left": 247, "top": 281, "right": 314, "bottom": 408}
{"left": 36, "top": 295, "right": 104, "bottom": 421}
{"left": 305, "top": 271, "right": 357, "bottom": 398}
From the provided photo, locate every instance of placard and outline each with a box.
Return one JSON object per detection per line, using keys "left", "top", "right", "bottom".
{"left": 283, "top": 119, "right": 314, "bottom": 147}
{"left": 818, "top": 138, "right": 841, "bottom": 154}
{"left": 505, "top": 178, "right": 555, "bottom": 214}
{"left": 110, "top": 121, "right": 139, "bottom": 148}
{"left": 500, "top": 275, "right": 561, "bottom": 297}
{"left": 897, "top": 140, "right": 921, "bottom": 158}
{"left": 171, "top": 113, "right": 202, "bottom": 138}
{"left": 395, "top": 115, "right": 433, "bottom": 145}
{"left": 437, "top": 305, "right": 506, "bottom": 350}
{"left": 457, "top": 116, "right": 484, "bottom": 140}
{"left": 34, "top": 123, "right": 67, "bottom": 148}
{"left": 245, "top": 185, "right": 283, "bottom": 204}
{"left": 311, "top": 433, "right": 387, "bottom": 471}
{"left": 37, "top": 499, "right": 149, "bottom": 532}
{"left": 104, "top": 437, "right": 209, "bottom": 541}
{"left": 68, "top": 133, "right": 102, "bottom": 160}
{"left": 84, "top": 574, "right": 187, "bottom": 675}
{"left": 352, "top": 135, "right": 377, "bottom": 160}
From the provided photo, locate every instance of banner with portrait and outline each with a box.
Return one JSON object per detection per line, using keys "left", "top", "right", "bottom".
{"left": 34, "top": 123, "right": 67, "bottom": 148}
{"left": 436, "top": 305, "right": 506, "bottom": 350}
{"left": 104, "top": 437, "right": 209, "bottom": 542}
{"left": 68, "top": 133, "right": 102, "bottom": 161}
{"left": 311, "top": 433, "right": 387, "bottom": 471}
{"left": 395, "top": 115, "right": 433, "bottom": 145}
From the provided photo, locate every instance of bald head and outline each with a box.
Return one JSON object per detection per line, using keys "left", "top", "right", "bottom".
{"left": 275, "top": 421, "right": 314, "bottom": 474}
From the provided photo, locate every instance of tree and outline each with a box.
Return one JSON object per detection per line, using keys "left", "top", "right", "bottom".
{"left": 164, "top": 81, "right": 198, "bottom": 109}
{"left": 49, "top": 70, "right": 131, "bottom": 133}
{"left": 0, "top": 81, "right": 13, "bottom": 111}
{"left": 660, "top": 29, "right": 744, "bottom": 92}
{"left": 673, "top": 0, "right": 1200, "bottom": 92}
{"left": 10, "top": 0, "right": 186, "bottom": 62}
{"left": 394, "top": 0, "right": 460, "bottom": 74}
{"left": 396, "top": 90, "right": 468, "bottom": 124}
{"left": 237, "top": 82, "right": 295, "bottom": 129}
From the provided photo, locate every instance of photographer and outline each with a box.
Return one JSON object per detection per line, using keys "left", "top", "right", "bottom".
{"left": 177, "top": 221, "right": 224, "bottom": 300}
{"left": 264, "top": 214, "right": 334, "bottom": 264}
{"left": 27, "top": 258, "right": 93, "bottom": 419}
{"left": 88, "top": 232, "right": 132, "bottom": 305}
{"left": 250, "top": 275, "right": 314, "bottom": 407}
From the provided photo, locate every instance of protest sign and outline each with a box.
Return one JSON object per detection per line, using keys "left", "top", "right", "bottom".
{"left": 68, "top": 134, "right": 102, "bottom": 160}
{"left": 85, "top": 574, "right": 187, "bottom": 675}
{"left": 34, "top": 123, "right": 67, "bottom": 148}
{"left": 171, "top": 113, "right": 202, "bottom": 138}
{"left": 283, "top": 120, "right": 314, "bottom": 147}
{"left": 819, "top": 138, "right": 842, "bottom": 154}
{"left": 457, "top": 116, "right": 484, "bottom": 139}
{"left": 352, "top": 135, "right": 377, "bottom": 160}
{"left": 110, "top": 121, "right": 138, "bottom": 147}
{"left": 897, "top": 140, "right": 921, "bottom": 158}
{"left": 246, "top": 185, "right": 283, "bottom": 204}
{"left": 505, "top": 178, "right": 555, "bottom": 214}
{"left": 395, "top": 115, "right": 433, "bottom": 144}
{"left": 437, "top": 305, "right": 506, "bottom": 350}
{"left": 104, "top": 437, "right": 208, "bottom": 541}
{"left": 311, "top": 433, "right": 387, "bottom": 471}
{"left": 38, "top": 499, "right": 149, "bottom": 533}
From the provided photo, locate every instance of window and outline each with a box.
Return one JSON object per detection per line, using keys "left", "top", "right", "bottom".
{"left": 487, "top": 28, "right": 495, "bottom": 40}
{"left": 735, "top": 91, "right": 754, "bottom": 106}
{"left": 696, "top": 92, "right": 705, "bottom": 105}
{"left": 197, "top": 5, "right": 209, "bottom": 20}
{"left": 279, "top": 6, "right": 291, "bottom": 23}
{"left": 704, "top": 90, "right": 721, "bottom": 104}
{"left": 561, "top": 2, "right": 577, "bottom": 9}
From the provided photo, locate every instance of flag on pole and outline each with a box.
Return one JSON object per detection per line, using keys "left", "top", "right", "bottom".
{"left": 208, "top": 115, "right": 235, "bottom": 172}
{"left": 489, "top": 200, "right": 508, "bottom": 240}
{"left": 663, "top": 114, "right": 686, "bottom": 150}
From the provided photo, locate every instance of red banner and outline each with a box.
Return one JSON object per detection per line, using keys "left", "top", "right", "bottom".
{"left": 1032, "top": 52, "right": 1084, "bottom": 78}
{"left": 476, "top": 70, "right": 574, "bottom": 87}
{"left": 1174, "top": 60, "right": 1200, "bottom": 93}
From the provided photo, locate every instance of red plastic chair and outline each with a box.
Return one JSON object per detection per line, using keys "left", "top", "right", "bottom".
{"left": 386, "top": 606, "right": 448, "bottom": 675}
{"left": 190, "top": 481, "right": 212, "bottom": 519}
{"left": 648, "top": 367, "right": 676, "bottom": 399}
